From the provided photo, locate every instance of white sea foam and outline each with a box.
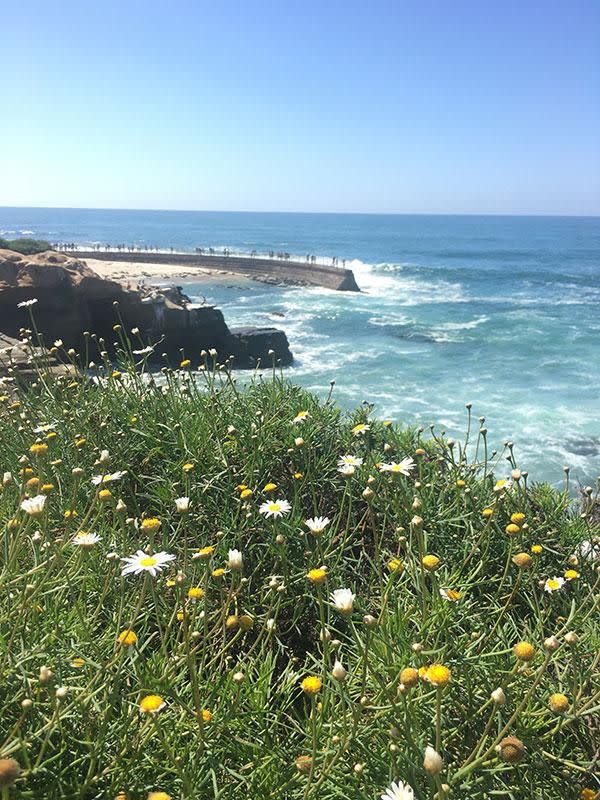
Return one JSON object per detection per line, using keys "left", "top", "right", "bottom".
{"left": 433, "top": 315, "right": 489, "bottom": 331}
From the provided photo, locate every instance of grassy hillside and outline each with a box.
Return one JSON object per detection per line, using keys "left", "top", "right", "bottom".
{"left": 0, "top": 316, "right": 598, "bottom": 799}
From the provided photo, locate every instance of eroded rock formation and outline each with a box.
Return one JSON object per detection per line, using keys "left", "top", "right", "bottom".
{"left": 0, "top": 250, "right": 292, "bottom": 367}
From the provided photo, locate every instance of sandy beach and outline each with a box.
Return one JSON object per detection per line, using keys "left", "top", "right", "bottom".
{"left": 84, "top": 257, "right": 253, "bottom": 288}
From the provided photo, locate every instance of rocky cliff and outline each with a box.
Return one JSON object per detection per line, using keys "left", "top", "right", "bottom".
{"left": 0, "top": 250, "right": 292, "bottom": 367}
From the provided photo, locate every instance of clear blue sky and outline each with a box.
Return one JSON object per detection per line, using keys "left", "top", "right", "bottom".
{"left": 1, "top": 0, "right": 598, "bottom": 215}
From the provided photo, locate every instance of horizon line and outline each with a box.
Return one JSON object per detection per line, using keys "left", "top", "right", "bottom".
{"left": 1, "top": 204, "right": 599, "bottom": 219}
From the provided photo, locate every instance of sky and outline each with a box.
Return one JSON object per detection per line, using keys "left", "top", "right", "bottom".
{"left": 1, "top": 0, "right": 599, "bottom": 215}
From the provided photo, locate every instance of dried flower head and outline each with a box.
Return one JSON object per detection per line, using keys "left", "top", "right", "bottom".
{"left": 497, "top": 736, "right": 525, "bottom": 763}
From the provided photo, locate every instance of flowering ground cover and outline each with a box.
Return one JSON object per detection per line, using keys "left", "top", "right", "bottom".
{"left": 0, "top": 312, "right": 598, "bottom": 799}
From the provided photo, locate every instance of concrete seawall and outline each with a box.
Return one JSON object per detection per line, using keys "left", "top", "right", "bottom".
{"left": 75, "top": 251, "right": 360, "bottom": 292}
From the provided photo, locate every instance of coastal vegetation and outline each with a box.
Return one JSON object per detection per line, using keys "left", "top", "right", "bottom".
{"left": 0, "top": 308, "right": 598, "bottom": 800}
{"left": 0, "top": 238, "right": 52, "bottom": 255}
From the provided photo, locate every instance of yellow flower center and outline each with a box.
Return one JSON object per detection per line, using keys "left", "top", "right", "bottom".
{"left": 426, "top": 664, "right": 451, "bottom": 686}
{"left": 139, "top": 694, "right": 164, "bottom": 713}
{"left": 307, "top": 568, "right": 327, "bottom": 584}
{"left": 118, "top": 630, "right": 137, "bottom": 646}
{"left": 445, "top": 589, "right": 461, "bottom": 601}
{"left": 140, "top": 556, "right": 157, "bottom": 567}
{"left": 301, "top": 676, "right": 322, "bottom": 695}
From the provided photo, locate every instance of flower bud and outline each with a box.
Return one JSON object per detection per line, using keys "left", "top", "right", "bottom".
{"left": 332, "top": 659, "right": 347, "bottom": 682}
{"left": 0, "top": 758, "right": 20, "bottom": 789}
{"left": 423, "top": 746, "right": 443, "bottom": 775}
{"left": 491, "top": 687, "right": 506, "bottom": 706}
{"left": 228, "top": 548, "right": 243, "bottom": 571}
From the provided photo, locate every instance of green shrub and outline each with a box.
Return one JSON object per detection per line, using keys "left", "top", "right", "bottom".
{"left": 0, "top": 322, "right": 598, "bottom": 799}
{"left": 0, "top": 237, "right": 53, "bottom": 255}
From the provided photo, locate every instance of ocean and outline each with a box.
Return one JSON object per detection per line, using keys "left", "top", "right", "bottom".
{"left": 2, "top": 207, "right": 599, "bottom": 486}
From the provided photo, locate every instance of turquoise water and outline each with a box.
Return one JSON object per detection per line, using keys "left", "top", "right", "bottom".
{"left": 2, "top": 208, "right": 599, "bottom": 485}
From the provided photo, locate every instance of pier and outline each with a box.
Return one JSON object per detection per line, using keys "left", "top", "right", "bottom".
{"left": 70, "top": 249, "right": 361, "bottom": 292}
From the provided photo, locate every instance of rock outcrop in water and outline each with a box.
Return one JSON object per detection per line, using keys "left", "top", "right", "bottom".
{"left": 0, "top": 250, "right": 293, "bottom": 367}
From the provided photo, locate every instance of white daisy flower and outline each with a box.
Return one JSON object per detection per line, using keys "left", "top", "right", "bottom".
{"left": 121, "top": 550, "right": 176, "bottom": 577}
{"left": 292, "top": 410, "right": 309, "bottom": 424}
{"left": 439, "top": 588, "right": 462, "bottom": 602}
{"left": 33, "top": 422, "right": 56, "bottom": 434}
{"left": 17, "top": 298, "right": 38, "bottom": 308}
{"left": 175, "top": 496, "right": 190, "bottom": 513}
{"left": 544, "top": 576, "right": 565, "bottom": 593}
{"left": 72, "top": 531, "right": 102, "bottom": 548}
{"left": 338, "top": 463, "right": 356, "bottom": 477}
{"left": 379, "top": 457, "right": 416, "bottom": 476}
{"left": 351, "top": 423, "right": 370, "bottom": 436}
{"left": 304, "top": 516, "right": 330, "bottom": 534}
{"left": 381, "top": 781, "right": 414, "bottom": 800}
{"left": 20, "top": 495, "right": 46, "bottom": 517}
{"left": 337, "top": 455, "right": 364, "bottom": 467}
{"left": 330, "top": 588, "right": 355, "bottom": 614}
{"left": 91, "top": 471, "right": 127, "bottom": 485}
{"left": 259, "top": 499, "right": 291, "bottom": 519}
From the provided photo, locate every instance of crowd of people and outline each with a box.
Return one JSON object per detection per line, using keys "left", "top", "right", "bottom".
{"left": 55, "top": 242, "right": 347, "bottom": 267}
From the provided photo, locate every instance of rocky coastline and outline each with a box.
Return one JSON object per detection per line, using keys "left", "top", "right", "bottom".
{"left": 0, "top": 250, "right": 293, "bottom": 371}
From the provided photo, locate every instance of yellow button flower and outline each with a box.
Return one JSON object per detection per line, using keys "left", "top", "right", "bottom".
{"left": 548, "top": 693, "right": 569, "bottom": 714}
{"left": 140, "top": 517, "right": 161, "bottom": 533}
{"left": 118, "top": 629, "right": 138, "bottom": 647}
{"left": 301, "top": 676, "right": 322, "bottom": 696}
{"left": 139, "top": 694, "right": 165, "bottom": 714}
{"left": 306, "top": 568, "right": 327, "bottom": 585}
{"left": 426, "top": 664, "right": 451, "bottom": 687}
{"left": 422, "top": 555, "right": 440, "bottom": 571}
{"left": 513, "top": 641, "right": 536, "bottom": 661}
{"left": 400, "top": 667, "right": 419, "bottom": 688}
{"left": 388, "top": 558, "right": 404, "bottom": 573}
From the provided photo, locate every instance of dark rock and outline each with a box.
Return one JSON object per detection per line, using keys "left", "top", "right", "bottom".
{"left": 229, "top": 327, "right": 293, "bottom": 366}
